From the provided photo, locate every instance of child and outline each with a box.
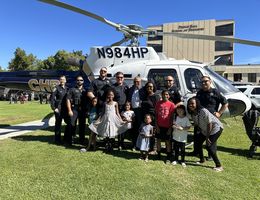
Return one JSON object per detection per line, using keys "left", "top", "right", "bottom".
{"left": 89, "top": 90, "right": 128, "bottom": 152}
{"left": 87, "top": 97, "right": 100, "bottom": 150}
{"left": 155, "top": 90, "right": 176, "bottom": 163}
{"left": 136, "top": 114, "right": 154, "bottom": 162}
{"left": 172, "top": 105, "right": 191, "bottom": 167}
{"left": 119, "top": 102, "right": 135, "bottom": 150}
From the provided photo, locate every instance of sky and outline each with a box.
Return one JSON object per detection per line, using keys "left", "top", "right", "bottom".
{"left": 1, "top": 0, "right": 260, "bottom": 69}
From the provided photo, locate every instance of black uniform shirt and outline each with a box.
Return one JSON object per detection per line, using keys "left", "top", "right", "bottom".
{"left": 168, "top": 86, "right": 182, "bottom": 104}
{"left": 67, "top": 86, "right": 87, "bottom": 111}
{"left": 50, "top": 85, "right": 68, "bottom": 111}
{"left": 196, "top": 88, "right": 228, "bottom": 114}
{"left": 88, "top": 77, "right": 111, "bottom": 102}
{"left": 112, "top": 82, "right": 129, "bottom": 107}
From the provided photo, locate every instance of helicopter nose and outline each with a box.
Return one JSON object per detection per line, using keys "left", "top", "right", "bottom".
{"left": 228, "top": 99, "right": 248, "bottom": 117}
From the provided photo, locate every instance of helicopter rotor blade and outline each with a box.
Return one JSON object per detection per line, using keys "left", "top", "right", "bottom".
{"left": 111, "top": 37, "right": 130, "bottom": 46}
{"left": 158, "top": 32, "right": 260, "bottom": 47}
{"left": 39, "top": 0, "right": 122, "bottom": 29}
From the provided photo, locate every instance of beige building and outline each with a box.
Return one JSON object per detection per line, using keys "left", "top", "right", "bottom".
{"left": 147, "top": 19, "right": 234, "bottom": 65}
{"left": 211, "top": 64, "right": 260, "bottom": 84}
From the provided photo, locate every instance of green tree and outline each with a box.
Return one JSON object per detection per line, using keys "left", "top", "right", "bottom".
{"left": 41, "top": 50, "right": 85, "bottom": 71}
{"left": 8, "top": 48, "right": 37, "bottom": 71}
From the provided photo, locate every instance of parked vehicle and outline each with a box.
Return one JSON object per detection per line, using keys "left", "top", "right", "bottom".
{"left": 236, "top": 85, "right": 260, "bottom": 110}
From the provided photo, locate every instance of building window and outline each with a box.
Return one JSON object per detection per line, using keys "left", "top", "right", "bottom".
{"left": 147, "top": 44, "right": 162, "bottom": 52}
{"left": 215, "top": 54, "right": 232, "bottom": 65}
{"left": 234, "top": 73, "right": 242, "bottom": 82}
{"left": 215, "top": 23, "right": 233, "bottom": 36}
{"left": 248, "top": 73, "right": 256, "bottom": 82}
{"left": 215, "top": 41, "right": 233, "bottom": 51}
{"left": 147, "top": 30, "right": 163, "bottom": 41}
{"left": 224, "top": 73, "right": 228, "bottom": 79}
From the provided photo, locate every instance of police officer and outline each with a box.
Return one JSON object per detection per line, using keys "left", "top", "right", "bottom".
{"left": 87, "top": 67, "right": 111, "bottom": 108}
{"left": 192, "top": 75, "right": 228, "bottom": 159}
{"left": 165, "top": 75, "right": 182, "bottom": 105}
{"left": 65, "top": 75, "right": 87, "bottom": 145}
{"left": 50, "top": 75, "right": 68, "bottom": 144}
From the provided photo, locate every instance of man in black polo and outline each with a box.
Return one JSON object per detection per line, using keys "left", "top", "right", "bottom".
{"left": 87, "top": 67, "right": 111, "bottom": 108}
{"left": 165, "top": 75, "right": 182, "bottom": 105}
{"left": 65, "top": 75, "right": 87, "bottom": 145}
{"left": 50, "top": 75, "right": 68, "bottom": 144}
{"left": 193, "top": 75, "right": 228, "bottom": 159}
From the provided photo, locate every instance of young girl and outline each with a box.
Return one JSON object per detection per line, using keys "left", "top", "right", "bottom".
{"left": 187, "top": 97, "right": 224, "bottom": 172}
{"left": 120, "top": 102, "right": 135, "bottom": 150}
{"left": 89, "top": 90, "right": 128, "bottom": 152}
{"left": 172, "top": 105, "right": 191, "bottom": 167}
{"left": 136, "top": 114, "right": 154, "bottom": 162}
{"left": 86, "top": 97, "right": 99, "bottom": 151}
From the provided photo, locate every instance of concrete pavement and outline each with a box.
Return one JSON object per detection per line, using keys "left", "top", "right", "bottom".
{"left": 0, "top": 117, "right": 55, "bottom": 140}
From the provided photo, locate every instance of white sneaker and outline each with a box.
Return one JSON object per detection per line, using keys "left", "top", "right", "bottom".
{"left": 181, "top": 162, "right": 186, "bottom": 167}
{"left": 79, "top": 148, "right": 87, "bottom": 153}
{"left": 213, "top": 167, "right": 223, "bottom": 172}
{"left": 144, "top": 158, "right": 149, "bottom": 162}
{"left": 172, "top": 161, "right": 177, "bottom": 165}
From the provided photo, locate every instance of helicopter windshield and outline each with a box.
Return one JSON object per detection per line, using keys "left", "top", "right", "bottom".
{"left": 204, "top": 67, "right": 240, "bottom": 95}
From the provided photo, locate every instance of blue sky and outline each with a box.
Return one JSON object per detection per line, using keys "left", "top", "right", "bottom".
{"left": 1, "top": 0, "right": 260, "bottom": 69}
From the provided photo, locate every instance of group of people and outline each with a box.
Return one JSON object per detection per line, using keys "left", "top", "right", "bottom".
{"left": 50, "top": 67, "right": 228, "bottom": 172}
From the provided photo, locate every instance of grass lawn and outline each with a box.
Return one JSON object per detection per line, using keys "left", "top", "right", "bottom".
{"left": 0, "top": 102, "right": 259, "bottom": 199}
{"left": 0, "top": 101, "right": 52, "bottom": 127}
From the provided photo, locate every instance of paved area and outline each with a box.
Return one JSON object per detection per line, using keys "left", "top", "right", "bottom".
{"left": 0, "top": 117, "right": 55, "bottom": 140}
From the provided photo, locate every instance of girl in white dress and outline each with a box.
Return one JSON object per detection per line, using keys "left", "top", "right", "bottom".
{"left": 136, "top": 114, "right": 154, "bottom": 162}
{"left": 89, "top": 90, "right": 127, "bottom": 151}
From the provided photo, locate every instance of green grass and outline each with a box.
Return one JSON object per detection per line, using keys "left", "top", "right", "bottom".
{"left": 0, "top": 103, "right": 259, "bottom": 199}
{"left": 0, "top": 101, "right": 52, "bottom": 126}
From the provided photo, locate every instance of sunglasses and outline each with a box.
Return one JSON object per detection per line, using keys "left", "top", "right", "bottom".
{"left": 100, "top": 70, "right": 107, "bottom": 73}
{"left": 77, "top": 79, "right": 84, "bottom": 82}
{"left": 166, "top": 80, "right": 173, "bottom": 82}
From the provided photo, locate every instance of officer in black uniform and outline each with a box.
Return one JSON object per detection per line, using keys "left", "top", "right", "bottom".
{"left": 87, "top": 67, "right": 111, "bottom": 109}
{"left": 192, "top": 75, "right": 228, "bottom": 159}
{"left": 65, "top": 75, "right": 87, "bottom": 145}
{"left": 165, "top": 75, "right": 182, "bottom": 104}
{"left": 50, "top": 75, "right": 68, "bottom": 144}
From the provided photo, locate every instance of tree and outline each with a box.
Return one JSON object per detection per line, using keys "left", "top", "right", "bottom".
{"left": 8, "top": 48, "right": 37, "bottom": 71}
{"left": 41, "top": 50, "right": 85, "bottom": 71}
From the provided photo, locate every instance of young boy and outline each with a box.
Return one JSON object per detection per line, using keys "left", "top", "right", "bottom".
{"left": 155, "top": 90, "right": 176, "bottom": 163}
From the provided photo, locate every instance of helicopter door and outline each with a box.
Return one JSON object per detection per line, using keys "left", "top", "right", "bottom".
{"left": 147, "top": 69, "right": 180, "bottom": 91}
{"left": 177, "top": 67, "right": 204, "bottom": 101}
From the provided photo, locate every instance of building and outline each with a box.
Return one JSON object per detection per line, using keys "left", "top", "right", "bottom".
{"left": 147, "top": 19, "right": 234, "bottom": 65}
{"left": 211, "top": 64, "right": 260, "bottom": 84}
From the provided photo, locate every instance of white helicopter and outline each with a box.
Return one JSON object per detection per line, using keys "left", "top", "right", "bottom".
{"left": 39, "top": 0, "right": 260, "bottom": 118}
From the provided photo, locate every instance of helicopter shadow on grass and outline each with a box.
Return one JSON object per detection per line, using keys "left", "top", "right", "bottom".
{"left": 217, "top": 145, "right": 260, "bottom": 160}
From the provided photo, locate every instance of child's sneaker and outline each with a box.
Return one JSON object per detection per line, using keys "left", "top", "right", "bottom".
{"left": 213, "top": 166, "right": 223, "bottom": 172}
{"left": 195, "top": 160, "right": 205, "bottom": 165}
{"left": 181, "top": 162, "right": 186, "bottom": 168}
{"left": 144, "top": 158, "right": 149, "bottom": 162}
{"left": 172, "top": 161, "right": 177, "bottom": 165}
{"left": 165, "top": 160, "right": 171, "bottom": 164}
{"left": 79, "top": 148, "right": 87, "bottom": 153}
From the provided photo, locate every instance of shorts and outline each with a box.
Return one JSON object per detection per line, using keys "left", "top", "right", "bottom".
{"left": 155, "top": 127, "right": 171, "bottom": 140}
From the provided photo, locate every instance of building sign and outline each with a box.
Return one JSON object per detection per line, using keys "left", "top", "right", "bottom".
{"left": 172, "top": 24, "right": 204, "bottom": 33}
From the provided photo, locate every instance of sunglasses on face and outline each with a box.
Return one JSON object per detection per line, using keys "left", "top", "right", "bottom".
{"left": 166, "top": 80, "right": 173, "bottom": 82}
{"left": 77, "top": 79, "right": 84, "bottom": 82}
{"left": 201, "top": 80, "right": 210, "bottom": 84}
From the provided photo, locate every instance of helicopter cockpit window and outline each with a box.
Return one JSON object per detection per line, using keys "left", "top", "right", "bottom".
{"left": 147, "top": 69, "right": 180, "bottom": 90}
{"left": 184, "top": 68, "right": 203, "bottom": 93}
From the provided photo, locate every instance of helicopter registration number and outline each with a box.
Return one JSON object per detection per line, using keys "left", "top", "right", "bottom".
{"left": 97, "top": 47, "right": 148, "bottom": 59}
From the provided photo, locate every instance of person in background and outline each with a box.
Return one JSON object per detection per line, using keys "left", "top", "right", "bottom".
{"left": 165, "top": 75, "right": 182, "bottom": 105}
{"left": 50, "top": 75, "right": 68, "bottom": 144}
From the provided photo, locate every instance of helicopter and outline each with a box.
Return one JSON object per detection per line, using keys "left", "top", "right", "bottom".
{"left": 1, "top": 0, "right": 260, "bottom": 118}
